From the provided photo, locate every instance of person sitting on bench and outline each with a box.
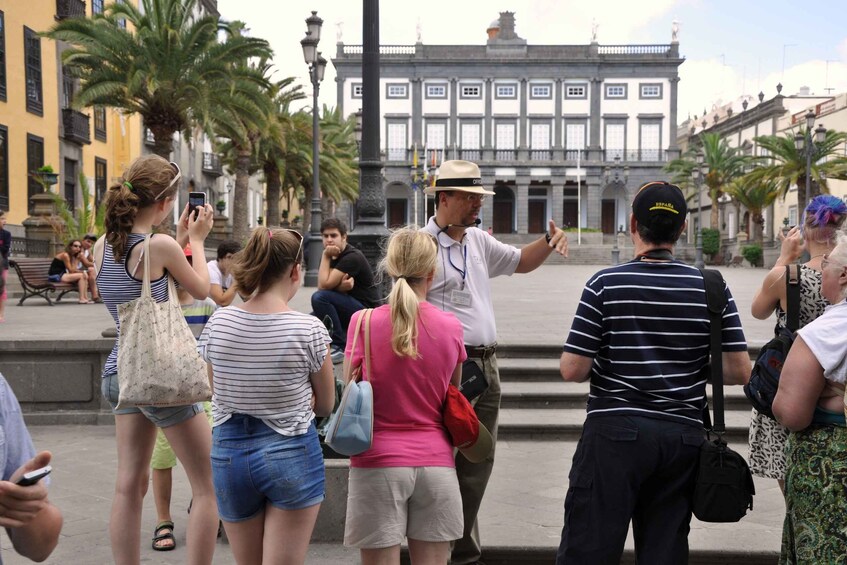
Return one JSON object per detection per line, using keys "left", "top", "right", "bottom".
{"left": 48, "top": 240, "right": 92, "bottom": 304}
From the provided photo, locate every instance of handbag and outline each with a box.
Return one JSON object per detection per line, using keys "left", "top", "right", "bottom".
{"left": 693, "top": 269, "right": 755, "bottom": 523}
{"left": 115, "top": 235, "right": 212, "bottom": 408}
{"left": 325, "top": 309, "right": 374, "bottom": 456}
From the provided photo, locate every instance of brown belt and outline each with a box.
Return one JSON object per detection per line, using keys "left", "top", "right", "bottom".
{"left": 465, "top": 344, "right": 497, "bottom": 359}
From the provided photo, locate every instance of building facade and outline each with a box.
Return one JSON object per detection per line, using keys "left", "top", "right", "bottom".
{"left": 332, "top": 12, "right": 684, "bottom": 235}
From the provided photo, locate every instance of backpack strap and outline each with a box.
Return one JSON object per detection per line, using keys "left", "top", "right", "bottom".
{"left": 785, "top": 264, "right": 801, "bottom": 332}
{"left": 700, "top": 268, "right": 728, "bottom": 433}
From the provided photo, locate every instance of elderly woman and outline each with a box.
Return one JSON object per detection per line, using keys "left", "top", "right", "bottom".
{"left": 773, "top": 234, "right": 847, "bottom": 564}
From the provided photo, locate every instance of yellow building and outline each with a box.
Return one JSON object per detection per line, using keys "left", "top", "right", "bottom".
{"left": 0, "top": 0, "right": 141, "bottom": 230}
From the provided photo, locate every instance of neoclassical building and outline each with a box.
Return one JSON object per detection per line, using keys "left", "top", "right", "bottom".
{"left": 332, "top": 12, "right": 684, "bottom": 235}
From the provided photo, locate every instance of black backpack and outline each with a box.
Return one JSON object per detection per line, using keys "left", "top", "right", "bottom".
{"left": 743, "top": 264, "right": 801, "bottom": 419}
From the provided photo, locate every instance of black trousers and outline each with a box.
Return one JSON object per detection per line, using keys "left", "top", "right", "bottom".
{"left": 556, "top": 415, "right": 705, "bottom": 565}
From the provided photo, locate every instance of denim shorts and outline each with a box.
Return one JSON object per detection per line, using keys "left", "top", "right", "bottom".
{"left": 101, "top": 373, "right": 203, "bottom": 428}
{"left": 211, "top": 414, "right": 325, "bottom": 522}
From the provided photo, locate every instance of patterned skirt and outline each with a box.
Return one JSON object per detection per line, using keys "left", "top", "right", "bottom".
{"left": 780, "top": 425, "right": 847, "bottom": 564}
{"left": 749, "top": 407, "right": 789, "bottom": 480}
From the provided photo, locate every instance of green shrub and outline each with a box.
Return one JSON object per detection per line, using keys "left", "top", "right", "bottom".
{"left": 562, "top": 227, "right": 602, "bottom": 233}
{"left": 741, "top": 244, "right": 763, "bottom": 267}
{"left": 701, "top": 228, "right": 720, "bottom": 257}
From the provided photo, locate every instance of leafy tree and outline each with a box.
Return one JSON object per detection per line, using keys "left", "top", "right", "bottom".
{"left": 752, "top": 128, "right": 847, "bottom": 215}
{"left": 45, "top": 0, "right": 273, "bottom": 160}
{"left": 47, "top": 174, "right": 106, "bottom": 243}
{"left": 665, "top": 133, "right": 750, "bottom": 230}
{"left": 724, "top": 174, "right": 782, "bottom": 247}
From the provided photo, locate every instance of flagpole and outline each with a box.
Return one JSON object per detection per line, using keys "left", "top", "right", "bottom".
{"left": 577, "top": 148, "right": 582, "bottom": 246}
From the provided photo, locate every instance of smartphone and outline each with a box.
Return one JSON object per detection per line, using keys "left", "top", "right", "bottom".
{"left": 188, "top": 192, "right": 207, "bottom": 220}
{"left": 16, "top": 465, "right": 52, "bottom": 486}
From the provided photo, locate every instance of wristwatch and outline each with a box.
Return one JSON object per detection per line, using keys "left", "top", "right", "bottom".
{"left": 545, "top": 232, "right": 553, "bottom": 244}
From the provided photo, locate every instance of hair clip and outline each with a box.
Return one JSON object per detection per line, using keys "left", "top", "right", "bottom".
{"left": 123, "top": 181, "right": 134, "bottom": 192}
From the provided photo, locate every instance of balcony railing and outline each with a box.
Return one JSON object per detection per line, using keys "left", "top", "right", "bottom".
{"left": 597, "top": 44, "right": 672, "bottom": 55}
{"left": 603, "top": 149, "right": 668, "bottom": 162}
{"left": 564, "top": 149, "right": 583, "bottom": 161}
{"left": 529, "top": 149, "right": 552, "bottom": 161}
{"left": 202, "top": 152, "right": 223, "bottom": 176}
{"left": 61, "top": 108, "right": 91, "bottom": 145}
{"left": 494, "top": 149, "right": 517, "bottom": 161}
{"left": 459, "top": 149, "right": 481, "bottom": 161}
{"left": 383, "top": 147, "right": 672, "bottom": 166}
{"left": 56, "top": 0, "right": 86, "bottom": 19}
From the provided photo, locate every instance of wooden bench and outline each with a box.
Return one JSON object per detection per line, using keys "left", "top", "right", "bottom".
{"left": 9, "top": 258, "right": 79, "bottom": 306}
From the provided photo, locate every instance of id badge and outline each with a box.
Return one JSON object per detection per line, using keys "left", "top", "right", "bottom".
{"left": 450, "top": 289, "right": 472, "bottom": 306}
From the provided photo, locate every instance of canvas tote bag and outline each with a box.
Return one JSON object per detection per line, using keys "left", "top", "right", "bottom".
{"left": 116, "top": 234, "right": 212, "bottom": 408}
{"left": 325, "top": 308, "right": 374, "bottom": 456}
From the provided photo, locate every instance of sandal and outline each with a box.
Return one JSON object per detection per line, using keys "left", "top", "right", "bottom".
{"left": 152, "top": 520, "right": 176, "bottom": 551}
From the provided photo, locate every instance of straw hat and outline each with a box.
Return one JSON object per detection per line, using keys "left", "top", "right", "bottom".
{"left": 423, "top": 160, "right": 495, "bottom": 196}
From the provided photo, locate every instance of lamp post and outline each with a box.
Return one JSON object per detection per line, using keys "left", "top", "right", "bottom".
{"left": 693, "top": 150, "right": 707, "bottom": 269}
{"left": 794, "top": 110, "right": 827, "bottom": 213}
{"left": 604, "top": 155, "right": 629, "bottom": 265}
{"left": 301, "top": 11, "right": 327, "bottom": 287}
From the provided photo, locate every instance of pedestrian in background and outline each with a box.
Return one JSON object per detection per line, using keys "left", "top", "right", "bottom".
{"left": 94, "top": 154, "right": 219, "bottom": 565}
{"left": 343, "top": 227, "right": 467, "bottom": 565}
{"left": 199, "top": 227, "right": 335, "bottom": 565}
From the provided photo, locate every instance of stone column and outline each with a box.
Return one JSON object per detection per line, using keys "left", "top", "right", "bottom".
{"left": 586, "top": 176, "right": 603, "bottom": 230}
{"left": 449, "top": 77, "right": 458, "bottom": 152}
{"left": 553, "top": 79, "right": 563, "bottom": 160}
{"left": 668, "top": 76, "right": 680, "bottom": 159}
{"left": 589, "top": 77, "right": 603, "bottom": 160}
{"left": 483, "top": 77, "right": 494, "bottom": 160}
{"left": 518, "top": 77, "right": 528, "bottom": 160}
{"left": 516, "top": 178, "right": 529, "bottom": 234}
{"left": 22, "top": 192, "right": 63, "bottom": 256}
{"left": 551, "top": 182, "right": 564, "bottom": 227}
{"left": 411, "top": 78, "right": 422, "bottom": 145}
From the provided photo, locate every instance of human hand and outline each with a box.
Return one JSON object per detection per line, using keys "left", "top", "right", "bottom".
{"left": 323, "top": 245, "right": 341, "bottom": 259}
{"left": 777, "top": 226, "right": 805, "bottom": 264}
{"left": 338, "top": 274, "right": 355, "bottom": 292}
{"left": 0, "top": 452, "right": 51, "bottom": 528}
{"left": 176, "top": 204, "right": 190, "bottom": 243}
{"left": 188, "top": 204, "right": 214, "bottom": 242}
{"left": 547, "top": 219, "right": 569, "bottom": 258}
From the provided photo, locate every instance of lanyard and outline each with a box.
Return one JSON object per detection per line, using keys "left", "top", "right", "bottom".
{"left": 447, "top": 243, "right": 468, "bottom": 290}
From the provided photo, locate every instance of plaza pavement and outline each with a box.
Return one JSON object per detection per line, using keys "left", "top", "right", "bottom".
{"left": 0, "top": 263, "right": 781, "bottom": 564}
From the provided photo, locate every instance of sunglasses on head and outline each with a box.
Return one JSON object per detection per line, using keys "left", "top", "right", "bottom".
{"left": 154, "top": 162, "right": 181, "bottom": 201}
{"left": 272, "top": 228, "right": 304, "bottom": 263}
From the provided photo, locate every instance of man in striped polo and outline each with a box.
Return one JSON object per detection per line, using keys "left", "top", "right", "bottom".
{"left": 556, "top": 181, "right": 751, "bottom": 564}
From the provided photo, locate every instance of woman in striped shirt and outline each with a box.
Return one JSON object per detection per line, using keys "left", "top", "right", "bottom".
{"left": 198, "top": 227, "right": 335, "bottom": 564}
{"left": 92, "top": 154, "right": 219, "bottom": 564}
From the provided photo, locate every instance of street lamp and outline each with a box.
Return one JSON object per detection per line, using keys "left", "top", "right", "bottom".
{"left": 693, "top": 150, "right": 708, "bottom": 269}
{"left": 300, "top": 11, "right": 326, "bottom": 287}
{"left": 793, "top": 110, "right": 827, "bottom": 212}
{"left": 604, "top": 155, "right": 629, "bottom": 265}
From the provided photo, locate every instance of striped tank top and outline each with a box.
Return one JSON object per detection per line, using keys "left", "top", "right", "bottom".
{"left": 97, "top": 233, "right": 170, "bottom": 377}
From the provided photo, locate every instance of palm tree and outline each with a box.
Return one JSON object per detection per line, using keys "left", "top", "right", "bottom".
{"left": 753, "top": 128, "right": 847, "bottom": 214}
{"left": 723, "top": 174, "right": 782, "bottom": 247}
{"left": 314, "top": 106, "right": 359, "bottom": 220}
{"left": 45, "top": 0, "right": 273, "bottom": 160}
{"left": 665, "top": 133, "right": 750, "bottom": 230}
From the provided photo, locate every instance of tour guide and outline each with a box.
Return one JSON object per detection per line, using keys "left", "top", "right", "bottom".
{"left": 422, "top": 159, "right": 569, "bottom": 565}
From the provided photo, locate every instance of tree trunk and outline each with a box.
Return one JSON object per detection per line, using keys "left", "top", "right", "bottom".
{"left": 752, "top": 212, "right": 764, "bottom": 248}
{"left": 231, "top": 148, "right": 252, "bottom": 243}
{"left": 265, "top": 165, "right": 282, "bottom": 228}
{"left": 302, "top": 185, "right": 312, "bottom": 232}
{"left": 710, "top": 191, "right": 720, "bottom": 231}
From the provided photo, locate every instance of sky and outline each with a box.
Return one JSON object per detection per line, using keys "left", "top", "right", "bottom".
{"left": 215, "top": 0, "right": 847, "bottom": 126}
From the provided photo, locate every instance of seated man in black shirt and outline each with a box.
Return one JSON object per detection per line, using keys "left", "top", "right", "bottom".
{"left": 312, "top": 218, "right": 379, "bottom": 363}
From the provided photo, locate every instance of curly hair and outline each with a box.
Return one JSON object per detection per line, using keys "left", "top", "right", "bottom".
{"left": 803, "top": 194, "right": 847, "bottom": 245}
{"left": 231, "top": 227, "right": 303, "bottom": 296}
{"left": 104, "top": 155, "right": 180, "bottom": 261}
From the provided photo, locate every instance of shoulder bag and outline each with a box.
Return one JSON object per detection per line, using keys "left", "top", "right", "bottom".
{"left": 325, "top": 308, "right": 374, "bottom": 456}
{"left": 693, "top": 268, "right": 755, "bottom": 523}
{"left": 115, "top": 235, "right": 212, "bottom": 408}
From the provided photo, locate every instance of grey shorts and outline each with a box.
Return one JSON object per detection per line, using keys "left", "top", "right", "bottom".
{"left": 344, "top": 466, "right": 463, "bottom": 548}
{"left": 101, "top": 373, "right": 203, "bottom": 428}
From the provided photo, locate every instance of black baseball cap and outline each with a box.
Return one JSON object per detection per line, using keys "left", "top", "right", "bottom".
{"left": 632, "top": 181, "right": 687, "bottom": 234}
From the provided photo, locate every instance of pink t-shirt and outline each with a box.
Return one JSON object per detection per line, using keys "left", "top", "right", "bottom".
{"left": 346, "top": 302, "right": 466, "bottom": 468}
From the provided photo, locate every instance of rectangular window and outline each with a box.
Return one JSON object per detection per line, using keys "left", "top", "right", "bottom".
{"left": 531, "top": 124, "right": 551, "bottom": 149}
{"left": 565, "top": 84, "right": 586, "bottom": 99}
{"left": 425, "top": 84, "right": 446, "bottom": 98}
{"left": 0, "top": 12, "right": 6, "bottom": 102}
{"left": 26, "top": 134, "right": 44, "bottom": 213}
{"left": 640, "top": 123, "right": 660, "bottom": 161}
{"left": 351, "top": 83, "right": 363, "bottom": 98}
{"left": 495, "top": 84, "right": 516, "bottom": 99}
{"left": 94, "top": 106, "right": 107, "bottom": 141}
{"left": 530, "top": 84, "right": 552, "bottom": 99}
{"left": 386, "top": 84, "right": 408, "bottom": 98}
{"left": 460, "top": 84, "right": 481, "bottom": 98}
{"left": 91, "top": 0, "right": 104, "bottom": 14}
{"left": 62, "top": 66, "right": 74, "bottom": 108}
{"left": 495, "top": 123, "right": 515, "bottom": 149}
{"left": 95, "top": 158, "right": 107, "bottom": 206}
{"left": 0, "top": 125, "right": 7, "bottom": 210}
{"left": 640, "top": 83, "right": 662, "bottom": 98}
{"left": 425, "top": 123, "right": 446, "bottom": 150}
{"left": 788, "top": 206, "right": 797, "bottom": 227}
{"left": 64, "top": 158, "right": 77, "bottom": 212}
{"left": 387, "top": 123, "right": 407, "bottom": 161}
{"left": 24, "top": 27, "right": 43, "bottom": 115}
{"left": 605, "top": 84, "right": 627, "bottom": 99}
{"left": 460, "top": 122, "right": 481, "bottom": 160}
{"left": 605, "top": 123, "right": 625, "bottom": 159}
{"left": 566, "top": 123, "right": 586, "bottom": 150}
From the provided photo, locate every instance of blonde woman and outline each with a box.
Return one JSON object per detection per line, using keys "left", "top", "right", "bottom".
{"left": 343, "top": 227, "right": 466, "bottom": 565}
{"left": 93, "top": 154, "right": 218, "bottom": 565}
{"left": 198, "top": 227, "right": 335, "bottom": 564}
